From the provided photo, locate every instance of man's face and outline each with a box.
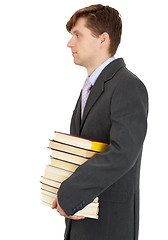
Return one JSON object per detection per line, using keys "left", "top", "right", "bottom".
{"left": 67, "top": 17, "right": 101, "bottom": 70}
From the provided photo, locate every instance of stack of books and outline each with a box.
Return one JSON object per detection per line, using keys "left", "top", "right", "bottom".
{"left": 40, "top": 131, "right": 108, "bottom": 219}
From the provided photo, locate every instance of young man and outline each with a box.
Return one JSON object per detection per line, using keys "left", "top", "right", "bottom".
{"left": 52, "top": 4, "right": 148, "bottom": 240}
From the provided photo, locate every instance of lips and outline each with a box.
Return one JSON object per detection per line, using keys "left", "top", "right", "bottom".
{"left": 72, "top": 49, "right": 77, "bottom": 55}
{"left": 72, "top": 52, "right": 77, "bottom": 56}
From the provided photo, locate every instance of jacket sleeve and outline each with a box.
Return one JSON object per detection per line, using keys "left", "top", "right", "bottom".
{"left": 57, "top": 77, "right": 148, "bottom": 216}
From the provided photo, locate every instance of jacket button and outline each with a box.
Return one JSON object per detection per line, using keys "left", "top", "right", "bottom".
{"left": 73, "top": 207, "right": 77, "bottom": 212}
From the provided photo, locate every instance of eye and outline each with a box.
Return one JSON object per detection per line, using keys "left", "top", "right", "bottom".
{"left": 75, "top": 33, "right": 80, "bottom": 38}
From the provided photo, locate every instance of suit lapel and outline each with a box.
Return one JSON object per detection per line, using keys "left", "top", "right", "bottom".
{"left": 80, "top": 58, "right": 126, "bottom": 133}
{"left": 80, "top": 76, "right": 104, "bottom": 130}
{"left": 75, "top": 91, "right": 82, "bottom": 135}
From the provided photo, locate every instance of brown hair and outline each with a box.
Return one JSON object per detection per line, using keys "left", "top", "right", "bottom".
{"left": 66, "top": 4, "right": 122, "bottom": 56}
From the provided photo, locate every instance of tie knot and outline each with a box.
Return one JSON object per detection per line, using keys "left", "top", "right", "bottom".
{"left": 83, "top": 77, "right": 92, "bottom": 92}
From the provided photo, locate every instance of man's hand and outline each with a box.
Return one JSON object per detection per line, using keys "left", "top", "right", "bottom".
{"left": 52, "top": 196, "right": 85, "bottom": 220}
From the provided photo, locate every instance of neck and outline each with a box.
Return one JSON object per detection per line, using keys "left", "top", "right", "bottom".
{"left": 86, "top": 55, "right": 111, "bottom": 76}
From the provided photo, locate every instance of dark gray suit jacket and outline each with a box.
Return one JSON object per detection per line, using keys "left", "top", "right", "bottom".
{"left": 57, "top": 58, "right": 148, "bottom": 240}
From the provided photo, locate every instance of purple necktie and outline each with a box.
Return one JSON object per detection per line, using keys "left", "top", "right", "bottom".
{"left": 81, "top": 77, "right": 92, "bottom": 119}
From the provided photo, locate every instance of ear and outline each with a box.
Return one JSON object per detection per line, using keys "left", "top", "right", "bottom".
{"left": 99, "top": 32, "right": 110, "bottom": 46}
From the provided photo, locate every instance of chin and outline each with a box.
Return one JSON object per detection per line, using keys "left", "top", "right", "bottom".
{"left": 74, "top": 59, "right": 83, "bottom": 66}
{"left": 73, "top": 58, "right": 85, "bottom": 67}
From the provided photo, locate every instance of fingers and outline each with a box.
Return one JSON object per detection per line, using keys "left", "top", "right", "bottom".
{"left": 68, "top": 215, "right": 85, "bottom": 220}
{"left": 52, "top": 196, "right": 58, "bottom": 209}
{"left": 57, "top": 204, "right": 67, "bottom": 217}
{"left": 51, "top": 196, "right": 85, "bottom": 220}
{"left": 57, "top": 204, "right": 85, "bottom": 220}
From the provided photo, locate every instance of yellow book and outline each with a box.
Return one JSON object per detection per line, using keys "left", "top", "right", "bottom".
{"left": 54, "top": 131, "right": 108, "bottom": 152}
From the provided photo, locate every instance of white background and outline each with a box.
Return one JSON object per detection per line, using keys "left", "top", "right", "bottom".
{"left": 0, "top": 0, "right": 168, "bottom": 239}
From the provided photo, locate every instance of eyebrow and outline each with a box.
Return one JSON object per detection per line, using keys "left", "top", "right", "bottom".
{"left": 71, "top": 29, "right": 81, "bottom": 35}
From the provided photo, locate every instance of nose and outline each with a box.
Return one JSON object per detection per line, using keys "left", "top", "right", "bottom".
{"left": 67, "top": 36, "right": 74, "bottom": 48}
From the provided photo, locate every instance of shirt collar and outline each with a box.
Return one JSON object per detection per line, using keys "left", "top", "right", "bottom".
{"left": 88, "top": 56, "right": 115, "bottom": 86}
